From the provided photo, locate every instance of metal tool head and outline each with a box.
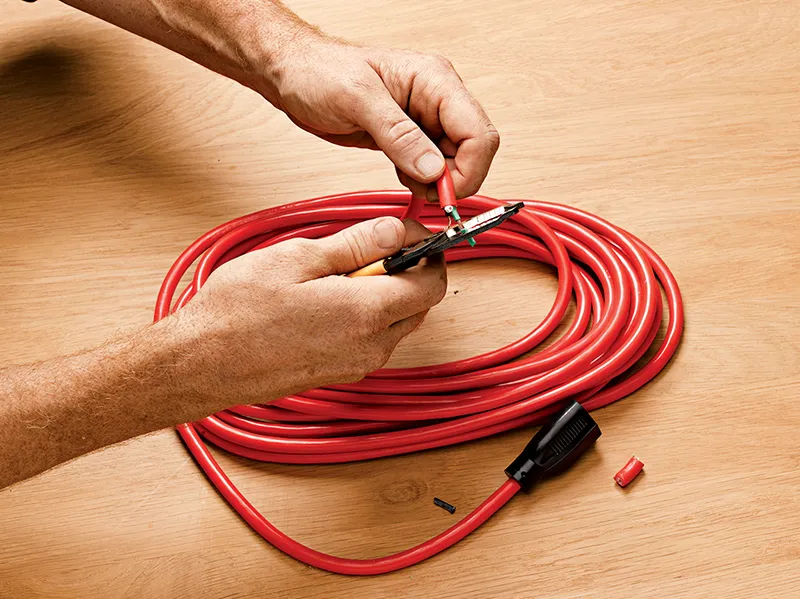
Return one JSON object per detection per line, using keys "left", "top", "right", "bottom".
{"left": 383, "top": 202, "right": 524, "bottom": 274}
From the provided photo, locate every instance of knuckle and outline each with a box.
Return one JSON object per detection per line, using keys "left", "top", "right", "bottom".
{"left": 485, "top": 126, "right": 501, "bottom": 153}
{"left": 432, "top": 53, "right": 454, "bottom": 71}
{"left": 340, "top": 227, "right": 368, "bottom": 268}
{"left": 338, "top": 367, "right": 362, "bottom": 385}
{"left": 407, "top": 50, "right": 429, "bottom": 67}
{"left": 337, "top": 73, "right": 374, "bottom": 109}
{"left": 385, "top": 118, "right": 424, "bottom": 152}
{"left": 422, "top": 278, "right": 447, "bottom": 308}
{"left": 459, "top": 176, "right": 482, "bottom": 199}
{"left": 347, "top": 344, "right": 387, "bottom": 379}
{"left": 340, "top": 373, "right": 362, "bottom": 385}
{"left": 342, "top": 358, "right": 369, "bottom": 383}
{"left": 265, "top": 238, "right": 307, "bottom": 269}
{"left": 369, "top": 343, "right": 394, "bottom": 371}
{"left": 333, "top": 76, "right": 355, "bottom": 99}
{"left": 274, "top": 237, "right": 313, "bottom": 258}
{"left": 433, "top": 277, "right": 448, "bottom": 305}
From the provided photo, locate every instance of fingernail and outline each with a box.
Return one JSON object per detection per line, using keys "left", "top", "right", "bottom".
{"left": 416, "top": 152, "right": 445, "bottom": 180}
{"left": 374, "top": 218, "right": 402, "bottom": 249}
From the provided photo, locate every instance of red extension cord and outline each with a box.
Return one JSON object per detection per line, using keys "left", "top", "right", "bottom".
{"left": 154, "top": 169, "right": 683, "bottom": 575}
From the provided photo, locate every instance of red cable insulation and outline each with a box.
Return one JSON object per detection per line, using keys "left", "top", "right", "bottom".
{"left": 155, "top": 170, "right": 683, "bottom": 575}
{"left": 614, "top": 455, "right": 645, "bottom": 487}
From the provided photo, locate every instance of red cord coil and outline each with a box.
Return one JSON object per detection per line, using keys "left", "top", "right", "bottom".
{"left": 155, "top": 180, "right": 683, "bottom": 575}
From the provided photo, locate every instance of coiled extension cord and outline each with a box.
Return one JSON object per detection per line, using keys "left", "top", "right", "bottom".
{"left": 154, "top": 173, "right": 683, "bottom": 575}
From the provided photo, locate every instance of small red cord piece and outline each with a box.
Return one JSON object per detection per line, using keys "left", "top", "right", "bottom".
{"left": 614, "top": 456, "right": 644, "bottom": 487}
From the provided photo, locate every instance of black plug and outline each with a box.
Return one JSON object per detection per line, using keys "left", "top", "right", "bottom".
{"left": 505, "top": 401, "right": 601, "bottom": 491}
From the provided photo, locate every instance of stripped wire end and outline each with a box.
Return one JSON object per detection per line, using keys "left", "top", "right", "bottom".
{"left": 444, "top": 205, "right": 476, "bottom": 246}
{"left": 444, "top": 205, "right": 463, "bottom": 226}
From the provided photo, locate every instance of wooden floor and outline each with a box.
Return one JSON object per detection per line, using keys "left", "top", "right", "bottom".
{"left": 1, "top": 1, "right": 798, "bottom": 597}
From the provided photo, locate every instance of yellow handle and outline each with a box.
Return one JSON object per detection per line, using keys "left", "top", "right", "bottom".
{"left": 347, "top": 260, "right": 388, "bottom": 278}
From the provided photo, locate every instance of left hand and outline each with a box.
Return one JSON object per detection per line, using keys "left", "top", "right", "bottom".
{"left": 258, "top": 32, "right": 500, "bottom": 200}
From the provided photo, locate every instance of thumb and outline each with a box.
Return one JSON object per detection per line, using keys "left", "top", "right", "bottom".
{"left": 357, "top": 85, "right": 445, "bottom": 184}
{"left": 302, "top": 217, "right": 406, "bottom": 278}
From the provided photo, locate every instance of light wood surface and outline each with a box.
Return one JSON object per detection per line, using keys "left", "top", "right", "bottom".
{"left": 1, "top": 1, "right": 798, "bottom": 597}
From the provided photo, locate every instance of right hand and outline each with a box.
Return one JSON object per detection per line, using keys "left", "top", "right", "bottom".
{"left": 175, "top": 217, "right": 447, "bottom": 410}
{"left": 258, "top": 33, "right": 499, "bottom": 201}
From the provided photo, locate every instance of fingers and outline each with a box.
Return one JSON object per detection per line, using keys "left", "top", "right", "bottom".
{"left": 367, "top": 310, "right": 428, "bottom": 376}
{"left": 395, "top": 167, "right": 429, "bottom": 200}
{"left": 354, "top": 77, "right": 446, "bottom": 185}
{"left": 396, "top": 138, "right": 460, "bottom": 202}
{"left": 270, "top": 217, "right": 404, "bottom": 281}
{"left": 354, "top": 219, "right": 445, "bottom": 324}
{"left": 387, "top": 310, "right": 428, "bottom": 342}
{"left": 286, "top": 112, "right": 382, "bottom": 150}
{"left": 429, "top": 61, "right": 499, "bottom": 198}
{"left": 383, "top": 53, "right": 499, "bottom": 199}
{"left": 310, "top": 216, "right": 405, "bottom": 277}
{"left": 278, "top": 217, "right": 437, "bottom": 281}
{"left": 401, "top": 217, "right": 436, "bottom": 245}
{"left": 441, "top": 90, "right": 500, "bottom": 198}
{"left": 357, "top": 250, "right": 447, "bottom": 324}
{"left": 359, "top": 219, "right": 446, "bottom": 323}
{"left": 315, "top": 217, "right": 446, "bottom": 325}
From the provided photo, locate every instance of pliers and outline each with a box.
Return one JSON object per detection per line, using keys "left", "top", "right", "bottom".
{"left": 349, "top": 202, "right": 524, "bottom": 277}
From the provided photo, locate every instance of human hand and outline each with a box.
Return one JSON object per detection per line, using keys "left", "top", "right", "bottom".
{"left": 259, "top": 32, "right": 500, "bottom": 201}
{"left": 57, "top": 1, "right": 498, "bottom": 197}
{"left": 175, "top": 217, "right": 447, "bottom": 410}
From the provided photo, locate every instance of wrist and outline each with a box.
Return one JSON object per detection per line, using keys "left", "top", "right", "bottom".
{"left": 143, "top": 312, "right": 227, "bottom": 421}
{"left": 149, "top": 0, "right": 320, "bottom": 101}
{"left": 157, "top": 302, "right": 291, "bottom": 417}
{"left": 248, "top": 20, "right": 329, "bottom": 108}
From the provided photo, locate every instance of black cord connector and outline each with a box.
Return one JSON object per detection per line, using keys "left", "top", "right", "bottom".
{"left": 505, "top": 401, "right": 601, "bottom": 492}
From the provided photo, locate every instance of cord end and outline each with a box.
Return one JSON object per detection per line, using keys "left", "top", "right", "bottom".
{"left": 437, "top": 165, "right": 457, "bottom": 210}
{"left": 614, "top": 456, "right": 644, "bottom": 487}
{"left": 445, "top": 205, "right": 463, "bottom": 222}
{"left": 505, "top": 401, "right": 601, "bottom": 492}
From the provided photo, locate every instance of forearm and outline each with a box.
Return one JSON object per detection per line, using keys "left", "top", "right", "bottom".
{"left": 60, "top": 0, "right": 498, "bottom": 198}
{"left": 0, "top": 316, "right": 215, "bottom": 489}
{"left": 0, "top": 217, "right": 445, "bottom": 490}
{"left": 59, "top": 0, "right": 316, "bottom": 104}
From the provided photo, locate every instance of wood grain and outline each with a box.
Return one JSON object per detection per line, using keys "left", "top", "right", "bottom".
{"left": 1, "top": 1, "right": 798, "bottom": 597}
